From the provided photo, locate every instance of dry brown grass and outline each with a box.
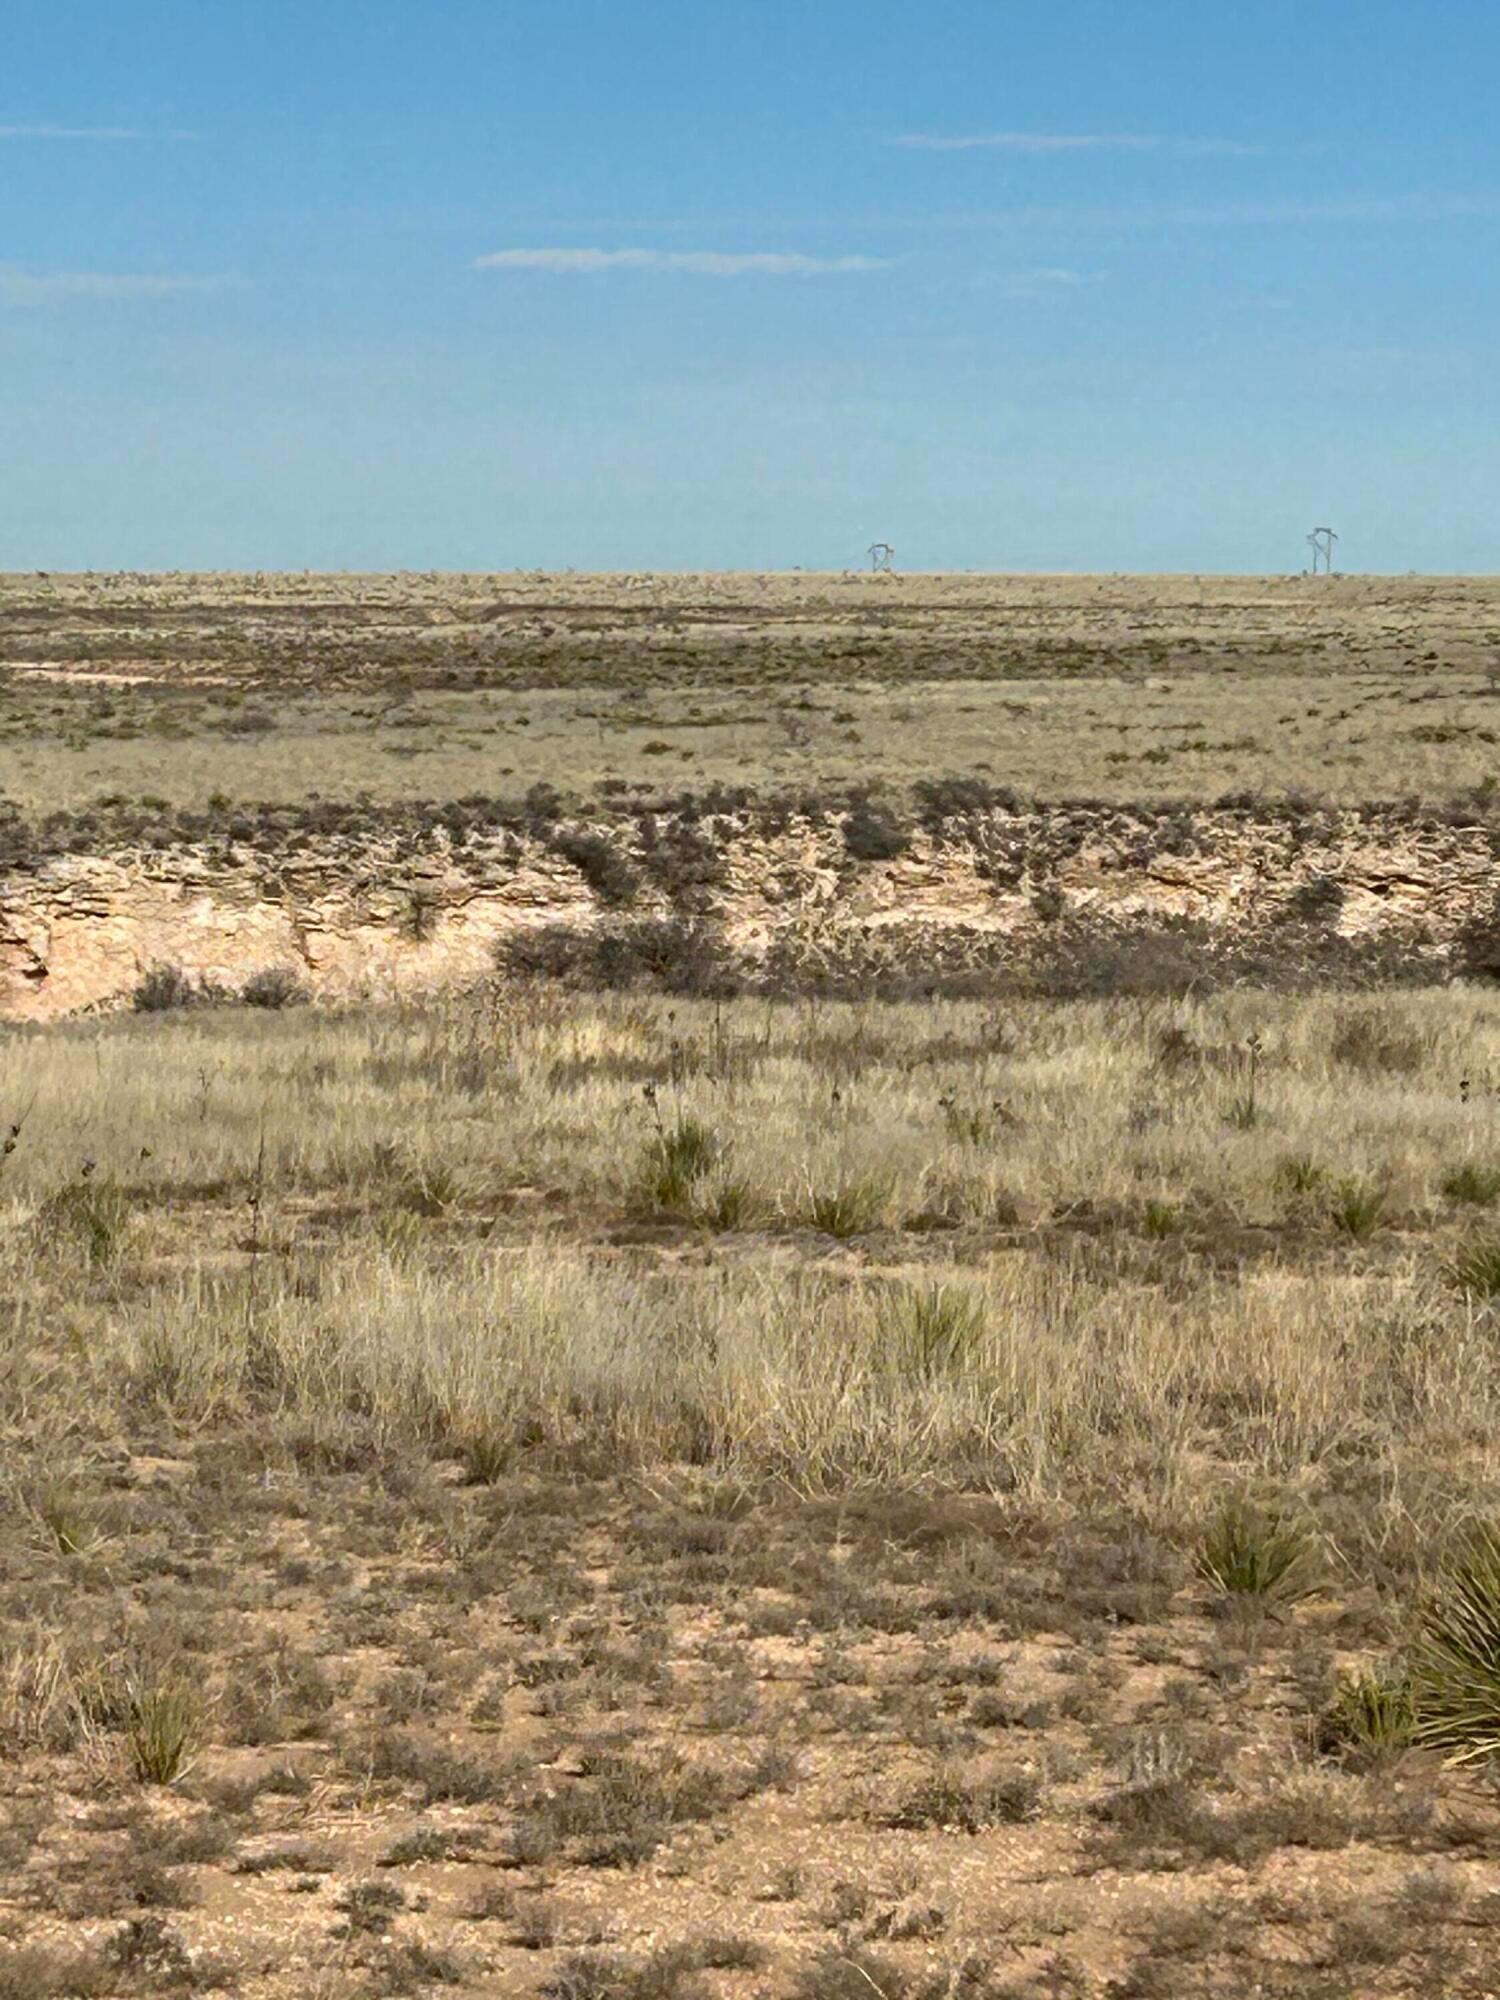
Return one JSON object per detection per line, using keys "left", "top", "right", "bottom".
{"left": 3, "top": 984, "right": 1500, "bottom": 1994}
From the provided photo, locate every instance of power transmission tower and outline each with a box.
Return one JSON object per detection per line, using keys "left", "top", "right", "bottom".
{"left": 1307, "top": 527, "right": 1338, "bottom": 576}
{"left": 868, "top": 542, "right": 895, "bottom": 575}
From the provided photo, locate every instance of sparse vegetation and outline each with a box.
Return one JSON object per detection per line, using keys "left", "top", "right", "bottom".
{"left": 7, "top": 569, "right": 1500, "bottom": 1993}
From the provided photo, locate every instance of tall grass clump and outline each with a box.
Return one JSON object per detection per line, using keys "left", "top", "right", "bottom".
{"left": 36, "top": 1178, "right": 134, "bottom": 1268}
{"left": 804, "top": 1174, "right": 890, "bottom": 1239}
{"left": 887, "top": 1283, "right": 986, "bottom": 1381}
{"left": 641, "top": 1115, "right": 721, "bottom": 1214}
{"left": 1446, "top": 1239, "right": 1500, "bottom": 1301}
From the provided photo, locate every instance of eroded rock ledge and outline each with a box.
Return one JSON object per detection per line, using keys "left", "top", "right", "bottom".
{"left": 3, "top": 797, "right": 1498, "bottom": 1019}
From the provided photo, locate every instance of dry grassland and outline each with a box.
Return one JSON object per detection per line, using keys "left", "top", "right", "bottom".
{"left": 3, "top": 571, "right": 1500, "bottom": 813}
{"left": 6, "top": 574, "right": 1500, "bottom": 1997}
{"left": 5, "top": 985, "right": 1500, "bottom": 1997}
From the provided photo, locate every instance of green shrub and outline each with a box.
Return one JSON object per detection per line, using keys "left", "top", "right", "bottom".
{"left": 1141, "top": 1199, "right": 1180, "bottom": 1238}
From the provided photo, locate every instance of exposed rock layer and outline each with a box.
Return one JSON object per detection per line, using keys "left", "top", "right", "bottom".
{"left": 3, "top": 803, "right": 1496, "bottom": 1019}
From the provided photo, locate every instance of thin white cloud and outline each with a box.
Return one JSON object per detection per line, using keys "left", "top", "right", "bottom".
{"left": 0, "top": 124, "right": 143, "bottom": 139}
{"left": 891, "top": 131, "right": 1265, "bottom": 156}
{"left": 1004, "top": 265, "right": 1096, "bottom": 298}
{"left": 474, "top": 247, "right": 887, "bottom": 276}
{"left": 0, "top": 268, "right": 239, "bottom": 307}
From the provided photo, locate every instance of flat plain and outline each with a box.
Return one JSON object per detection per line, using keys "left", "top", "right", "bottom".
{"left": 4, "top": 575, "right": 1500, "bottom": 2000}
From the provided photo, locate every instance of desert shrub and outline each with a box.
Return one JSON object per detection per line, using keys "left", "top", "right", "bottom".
{"left": 1196, "top": 1501, "right": 1315, "bottom": 1602}
{"left": 883, "top": 1764, "right": 1040, "bottom": 1831}
{"left": 132, "top": 963, "right": 206, "bottom": 1012}
{"left": 499, "top": 918, "right": 736, "bottom": 997}
{"left": 552, "top": 828, "right": 642, "bottom": 907}
{"left": 238, "top": 966, "right": 308, "bottom": 1009}
{"left": 913, "top": 776, "right": 1010, "bottom": 827}
{"left": 842, "top": 804, "right": 910, "bottom": 862}
{"left": 1282, "top": 874, "right": 1345, "bottom": 923}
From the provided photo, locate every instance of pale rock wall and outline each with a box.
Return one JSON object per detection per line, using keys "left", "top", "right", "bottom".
{"left": 1, "top": 807, "right": 1495, "bottom": 1020}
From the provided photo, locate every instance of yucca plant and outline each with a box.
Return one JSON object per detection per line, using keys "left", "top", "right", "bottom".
{"left": 1441, "top": 1161, "right": 1500, "bottom": 1207}
{"left": 1446, "top": 1239, "right": 1500, "bottom": 1301}
{"left": 34, "top": 1484, "right": 102, "bottom": 1558}
{"left": 126, "top": 1675, "right": 202, "bottom": 1785}
{"left": 1329, "top": 1177, "right": 1385, "bottom": 1241}
{"left": 1196, "top": 1500, "right": 1315, "bottom": 1603}
{"left": 1410, "top": 1526, "right": 1500, "bottom": 1765}
{"left": 1141, "top": 1199, "right": 1180, "bottom": 1239}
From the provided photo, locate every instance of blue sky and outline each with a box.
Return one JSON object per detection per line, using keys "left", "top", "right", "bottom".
{"left": 2, "top": 0, "right": 1497, "bottom": 571}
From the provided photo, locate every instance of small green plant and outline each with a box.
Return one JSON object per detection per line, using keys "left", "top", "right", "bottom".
{"left": 805, "top": 1174, "right": 890, "bottom": 1239}
{"left": 1274, "top": 1154, "right": 1326, "bottom": 1196}
{"left": 1141, "top": 1198, "right": 1180, "bottom": 1238}
{"left": 1318, "top": 1665, "right": 1415, "bottom": 1766}
{"left": 894, "top": 1283, "right": 985, "bottom": 1380}
{"left": 126, "top": 1677, "right": 201, "bottom": 1785}
{"left": 1329, "top": 1177, "right": 1385, "bottom": 1240}
{"left": 1446, "top": 1238, "right": 1500, "bottom": 1301}
{"left": 1196, "top": 1500, "right": 1314, "bottom": 1602}
{"left": 641, "top": 1116, "right": 721, "bottom": 1213}
{"left": 1410, "top": 1525, "right": 1500, "bottom": 1765}
{"left": 37, "top": 1177, "right": 134, "bottom": 1268}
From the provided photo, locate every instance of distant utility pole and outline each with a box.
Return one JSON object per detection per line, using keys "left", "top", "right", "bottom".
{"left": 1307, "top": 527, "right": 1338, "bottom": 576}
{"left": 868, "top": 541, "right": 895, "bottom": 574}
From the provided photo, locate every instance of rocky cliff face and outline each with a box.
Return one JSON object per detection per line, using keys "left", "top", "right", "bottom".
{"left": 2, "top": 803, "right": 1496, "bottom": 1019}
